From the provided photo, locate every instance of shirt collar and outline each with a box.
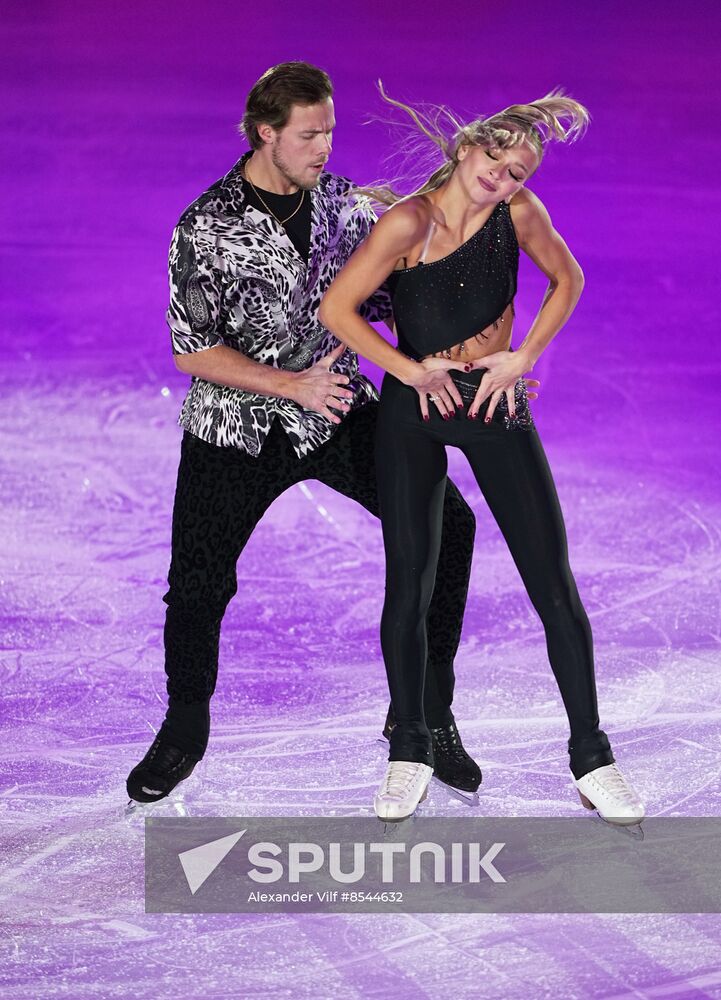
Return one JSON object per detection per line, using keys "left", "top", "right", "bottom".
{"left": 222, "top": 151, "right": 329, "bottom": 271}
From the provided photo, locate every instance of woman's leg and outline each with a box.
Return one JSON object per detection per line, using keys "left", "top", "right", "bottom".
{"left": 311, "top": 400, "right": 474, "bottom": 728}
{"left": 375, "top": 385, "right": 449, "bottom": 766}
{"left": 461, "top": 423, "right": 615, "bottom": 780}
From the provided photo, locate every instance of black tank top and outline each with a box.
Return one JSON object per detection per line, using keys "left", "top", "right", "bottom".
{"left": 386, "top": 200, "right": 519, "bottom": 360}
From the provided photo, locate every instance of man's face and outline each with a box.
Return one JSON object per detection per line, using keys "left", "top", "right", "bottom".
{"left": 267, "top": 98, "right": 336, "bottom": 190}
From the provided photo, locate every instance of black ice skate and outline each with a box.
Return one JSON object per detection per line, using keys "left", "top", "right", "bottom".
{"left": 126, "top": 733, "right": 201, "bottom": 803}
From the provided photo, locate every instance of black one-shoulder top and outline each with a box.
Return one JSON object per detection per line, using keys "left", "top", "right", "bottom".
{"left": 385, "top": 200, "right": 519, "bottom": 360}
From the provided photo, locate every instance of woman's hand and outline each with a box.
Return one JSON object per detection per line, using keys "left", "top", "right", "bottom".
{"left": 402, "top": 357, "right": 466, "bottom": 420}
{"left": 464, "top": 350, "right": 539, "bottom": 422}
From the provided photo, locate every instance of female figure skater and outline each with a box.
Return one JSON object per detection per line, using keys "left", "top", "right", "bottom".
{"left": 319, "top": 89, "right": 645, "bottom": 824}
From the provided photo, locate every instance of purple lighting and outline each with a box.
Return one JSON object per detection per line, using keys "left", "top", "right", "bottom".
{"left": 2, "top": 0, "right": 721, "bottom": 995}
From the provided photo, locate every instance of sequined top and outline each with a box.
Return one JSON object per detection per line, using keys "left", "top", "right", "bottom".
{"left": 386, "top": 200, "right": 519, "bottom": 360}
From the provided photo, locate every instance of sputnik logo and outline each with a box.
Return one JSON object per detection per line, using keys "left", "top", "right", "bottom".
{"left": 178, "top": 831, "right": 507, "bottom": 892}
{"left": 179, "top": 829, "right": 247, "bottom": 895}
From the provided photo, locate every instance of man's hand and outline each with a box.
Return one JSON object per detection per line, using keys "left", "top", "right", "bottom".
{"left": 286, "top": 344, "right": 356, "bottom": 424}
{"left": 464, "top": 350, "right": 539, "bottom": 422}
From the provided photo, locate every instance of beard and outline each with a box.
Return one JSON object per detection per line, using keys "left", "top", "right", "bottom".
{"left": 271, "top": 142, "right": 323, "bottom": 191}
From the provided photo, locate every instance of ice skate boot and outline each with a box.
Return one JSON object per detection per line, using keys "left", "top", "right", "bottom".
{"left": 383, "top": 705, "right": 481, "bottom": 792}
{"left": 573, "top": 762, "right": 645, "bottom": 825}
{"left": 126, "top": 734, "right": 201, "bottom": 803}
{"left": 374, "top": 760, "right": 433, "bottom": 821}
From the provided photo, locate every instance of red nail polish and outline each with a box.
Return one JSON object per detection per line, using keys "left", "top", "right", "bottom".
{"left": 484, "top": 416, "right": 491, "bottom": 424}
{"left": 423, "top": 415, "right": 429, "bottom": 422}
{"left": 464, "top": 364, "right": 472, "bottom": 372}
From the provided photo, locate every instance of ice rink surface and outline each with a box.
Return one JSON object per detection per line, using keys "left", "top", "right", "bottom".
{"left": 2, "top": 0, "right": 721, "bottom": 996}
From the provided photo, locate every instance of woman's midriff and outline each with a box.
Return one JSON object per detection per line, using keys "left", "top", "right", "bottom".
{"left": 420, "top": 301, "right": 514, "bottom": 364}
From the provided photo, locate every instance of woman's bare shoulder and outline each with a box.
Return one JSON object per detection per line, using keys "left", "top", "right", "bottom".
{"left": 509, "top": 188, "right": 551, "bottom": 229}
{"left": 376, "top": 196, "right": 434, "bottom": 244}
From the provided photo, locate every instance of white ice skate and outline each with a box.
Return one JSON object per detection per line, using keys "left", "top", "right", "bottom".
{"left": 573, "top": 762, "right": 645, "bottom": 825}
{"left": 374, "top": 761, "right": 433, "bottom": 821}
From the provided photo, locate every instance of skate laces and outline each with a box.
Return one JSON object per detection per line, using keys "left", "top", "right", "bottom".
{"left": 597, "top": 763, "right": 637, "bottom": 802}
{"left": 381, "top": 762, "right": 426, "bottom": 798}
{"left": 147, "top": 735, "right": 195, "bottom": 772}
{"left": 432, "top": 723, "right": 467, "bottom": 760}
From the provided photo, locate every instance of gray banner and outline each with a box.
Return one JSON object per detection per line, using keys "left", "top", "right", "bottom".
{"left": 144, "top": 817, "right": 721, "bottom": 914}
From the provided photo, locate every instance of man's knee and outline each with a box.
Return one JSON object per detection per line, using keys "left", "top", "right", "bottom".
{"left": 163, "top": 590, "right": 233, "bottom": 629}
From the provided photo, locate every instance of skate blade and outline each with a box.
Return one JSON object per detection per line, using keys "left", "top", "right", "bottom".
{"left": 592, "top": 813, "right": 645, "bottom": 839}
{"left": 124, "top": 795, "right": 191, "bottom": 820}
{"left": 434, "top": 777, "right": 480, "bottom": 808}
{"left": 579, "top": 792, "right": 645, "bottom": 838}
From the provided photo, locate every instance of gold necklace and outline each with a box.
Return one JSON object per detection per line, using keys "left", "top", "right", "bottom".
{"left": 244, "top": 166, "right": 305, "bottom": 225}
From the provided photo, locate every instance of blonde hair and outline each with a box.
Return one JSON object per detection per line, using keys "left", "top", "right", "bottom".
{"left": 358, "top": 81, "right": 590, "bottom": 207}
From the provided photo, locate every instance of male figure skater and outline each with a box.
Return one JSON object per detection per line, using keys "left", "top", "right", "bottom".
{"left": 126, "top": 61, "right": 480, "bottom": 802}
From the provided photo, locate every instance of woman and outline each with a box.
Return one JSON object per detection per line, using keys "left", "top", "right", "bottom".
{"left": 319, "top": 88, "right": 644, "bottom": 825}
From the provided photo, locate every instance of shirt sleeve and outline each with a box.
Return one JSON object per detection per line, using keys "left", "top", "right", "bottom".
{"left": 166, "top": 217, "right": 225, "bottom": 355}
{"left": 347, "top": 195, "right": 394, "bottom": 324}
{"left": 359, "top": 280, "right": 393, "bottom": 324}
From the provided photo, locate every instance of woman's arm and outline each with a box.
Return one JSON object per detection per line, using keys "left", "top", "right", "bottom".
{"left": 465, "top": 188, "right": 585, "bottom": 422}
{"left": 319, "top": 202, "right": 465, "bottom": 417}
{"left": 320, "top": 204, "right": 420, "bottom": 380}
{"left": 510, "top": 188, "right": 585, "bottom": 370}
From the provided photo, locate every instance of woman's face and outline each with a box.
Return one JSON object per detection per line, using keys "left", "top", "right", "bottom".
{"left": 456, "top": 139, "right": 540, "bottom": 204}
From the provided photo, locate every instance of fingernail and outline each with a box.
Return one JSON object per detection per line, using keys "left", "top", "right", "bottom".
{"left": 423, "top": 415, "right": 429, "bottom": 422}
{"left": 464, "top": 364, "right": 472, "bottom": 372}
{"left": 468, "top": 412, "right": 476, "bottom": 420}
{"left": 484, "top": 416, "right": 490, "bottom": 424}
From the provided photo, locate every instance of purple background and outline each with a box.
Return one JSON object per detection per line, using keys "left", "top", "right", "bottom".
{"left": 2, "top": 1, "right": 721, "bottom": 996}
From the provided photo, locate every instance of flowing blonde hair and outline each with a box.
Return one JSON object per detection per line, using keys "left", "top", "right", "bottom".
{"left": 356, "top": 81, "right": 590, "bottom": 207}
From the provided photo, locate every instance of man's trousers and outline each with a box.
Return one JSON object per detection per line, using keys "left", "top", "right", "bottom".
{"left": 158, "top": 402, "right": 476, "bottom": 757}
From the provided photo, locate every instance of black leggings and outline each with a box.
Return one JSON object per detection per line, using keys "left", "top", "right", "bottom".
{"left": 375, "top": 368, "right": 615, "bottom": 781}
{"left": 156, "top": 401, "right": 475, "bottom": 758}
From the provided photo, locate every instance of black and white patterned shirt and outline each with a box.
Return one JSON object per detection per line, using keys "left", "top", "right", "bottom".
{"left": 167, "top": 151, "right": 391, "bottom": 458}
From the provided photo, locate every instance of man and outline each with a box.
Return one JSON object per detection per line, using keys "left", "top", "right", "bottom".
{"left": 126, "top": 61, "right": 481, "bottom": 805}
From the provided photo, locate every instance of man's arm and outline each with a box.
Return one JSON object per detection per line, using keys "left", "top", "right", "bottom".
{"left": 167, "top": 220, "right": 296, "bottom": 396}
{"left": 174, "top": 343, "right": 294, "bottom": 396}
{"left": 167, "top": 219, "right": 354, "bottom": 423}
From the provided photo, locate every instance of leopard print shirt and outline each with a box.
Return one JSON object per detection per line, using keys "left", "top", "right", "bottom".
{"left": 167, "top": 152, "right": 392, "bottom": 458}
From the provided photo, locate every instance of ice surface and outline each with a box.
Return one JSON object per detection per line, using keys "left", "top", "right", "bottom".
{"left": 2, "top": 0, "right": 721, "bottom": 996}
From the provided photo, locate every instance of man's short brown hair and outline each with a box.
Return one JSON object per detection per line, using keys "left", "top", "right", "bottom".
{"left": 240, "top": 61, "right": 333, "bottom": 150}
